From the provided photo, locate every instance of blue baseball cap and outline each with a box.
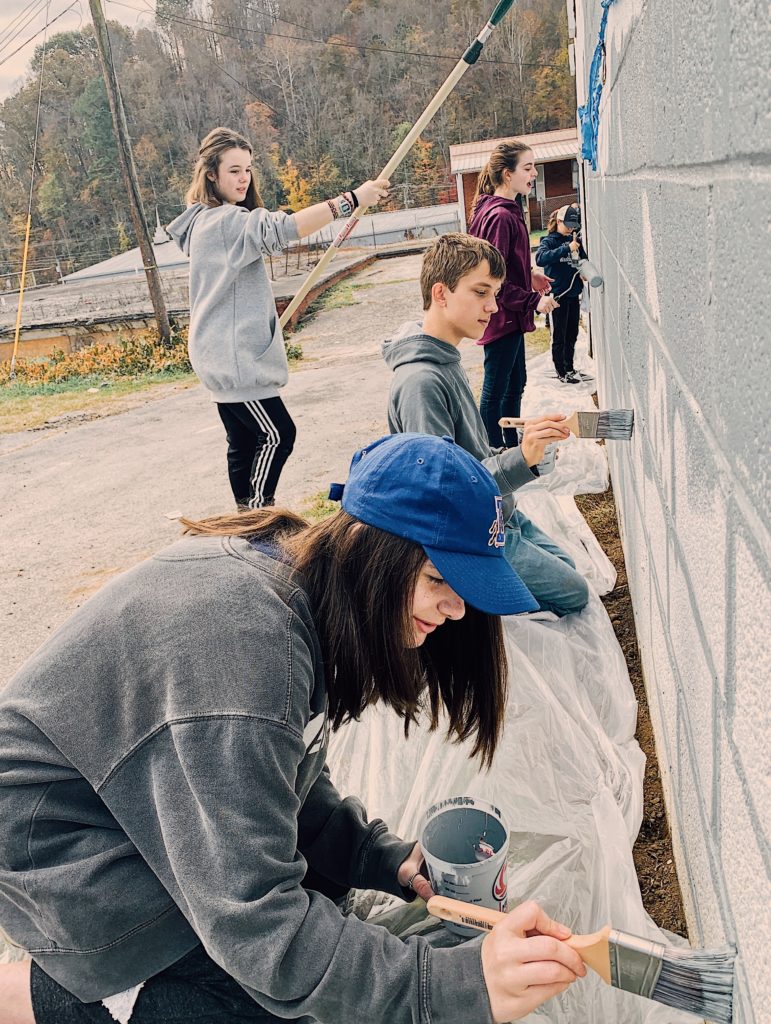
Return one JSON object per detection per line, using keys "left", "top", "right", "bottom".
{"left": 329, "top": 434, "right": 537, "bottom": 616}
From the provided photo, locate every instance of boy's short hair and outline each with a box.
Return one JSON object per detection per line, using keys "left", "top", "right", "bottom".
{"left": 420, "top": 232, "right": 506, "bottom": 310}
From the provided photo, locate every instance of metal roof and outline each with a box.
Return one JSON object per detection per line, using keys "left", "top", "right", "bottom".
{"left": 450, "top": 127, "right": 578, "bottom": 174}
{"left": 62, "top": 237, "right": 188, "bottom": 283}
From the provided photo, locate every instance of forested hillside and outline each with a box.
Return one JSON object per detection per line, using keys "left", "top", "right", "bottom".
{"left": 0, "top": 0, "right": 574, "bottom": 284}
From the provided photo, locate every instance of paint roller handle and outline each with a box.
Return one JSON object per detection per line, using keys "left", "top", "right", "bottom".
{"left": 489, "top": 0, "right": 516, "bottom": 26}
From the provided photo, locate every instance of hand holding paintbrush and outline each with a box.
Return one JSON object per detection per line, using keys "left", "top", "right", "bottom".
{"left": 427, "top": 895, "right": 735, "bottom": 1023}
{"left": 501, "top": 408, "right": 634, "bottom": 440}
{"left": 474, "top": 900, "right": 588, "bottom": 1022}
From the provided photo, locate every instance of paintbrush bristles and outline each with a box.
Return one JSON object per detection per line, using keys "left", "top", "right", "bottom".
{"left": 596, "top": 408, "right": 634, "bottom": 440}
{"left": 651, "top": 944, "right": 736, "bottom": 1024}
{"left": 575, "top": 409, "right": 635, "bottom": 439}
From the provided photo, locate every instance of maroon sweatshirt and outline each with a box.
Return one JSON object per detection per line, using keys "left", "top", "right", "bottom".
{"left": 468, "top": 193, "right": 540, "bottom": 344}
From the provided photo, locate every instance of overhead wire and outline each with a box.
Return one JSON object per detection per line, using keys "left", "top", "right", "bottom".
{"left": 0, "top": 2, "right": 81, "bottom": 71}
{"left": 0, "top": 0, "right": 49, "bottom": 42}
{"left": 105, "top": 0, "right": 273, "bottom": 108}
{"left": 109, "top": 0, "right": 564, "bottom": 69}
{"left": 0, "top": 0, "right": 51, "bottom": 56}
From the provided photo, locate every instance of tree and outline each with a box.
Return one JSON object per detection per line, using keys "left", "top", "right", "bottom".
{"left": 278, "top": 158, "right": 312, "bottom": 210}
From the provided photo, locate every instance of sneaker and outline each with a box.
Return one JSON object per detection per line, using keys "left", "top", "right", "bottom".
{"left": 571, "top": 369, "right": 595, "bottom": 382}
{"left": 558, "top": 371, "right": 582, "bottom": 384}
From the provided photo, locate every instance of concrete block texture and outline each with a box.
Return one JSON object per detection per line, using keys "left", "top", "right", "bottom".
{"left": 574, "top": 0, "right": 770, "bottom": 1018}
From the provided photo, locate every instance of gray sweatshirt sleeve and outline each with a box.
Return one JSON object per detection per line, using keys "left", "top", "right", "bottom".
{"left": 222, "top": 206, "right": 300, "bottom": 265}
{"left": 98, "top": 610, "right": 493, "bottom": 1024}
{"left": 297, "top": 764, "right": 417, "bottom": 900}
{"left": 483, "top": 445, "right": 537, "bottom": 496}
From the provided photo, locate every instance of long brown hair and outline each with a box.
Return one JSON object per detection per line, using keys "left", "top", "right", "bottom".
{"left": 180, "top": 507, "right": 508, "bottom": 768}
{"left": 471, "top": 141, "right": 533, "bottom": 217}
{"left": 185, "top": 127, "right": 264, "bottom": 210}
{"left": 546, "top": 208, "right": 562, "bottom": 233}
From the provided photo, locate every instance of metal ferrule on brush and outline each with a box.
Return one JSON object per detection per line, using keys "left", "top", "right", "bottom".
{"left": 608, "top": 930, "right": 666, "bottom": 999}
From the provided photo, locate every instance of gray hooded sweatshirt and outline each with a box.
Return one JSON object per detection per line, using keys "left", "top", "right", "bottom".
{"left": 167, "top": 203, "right": 299, "bottom": 403}
{"left": 383, "top": 322, "right": 536, "bottom": 518}
{"left": 0, "top": 536, "right": 492, "bottom": 1024}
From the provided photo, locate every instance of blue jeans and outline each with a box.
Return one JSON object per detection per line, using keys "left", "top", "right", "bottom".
{"left": 480, "top": 332, "right": 527, "bottom": 448}
{"left": 505, "top": 511, "right": 589, "bottom": 617}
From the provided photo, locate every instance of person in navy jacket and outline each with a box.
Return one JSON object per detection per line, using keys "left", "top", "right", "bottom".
{"left": 535, "top": 205, "right": 588, "bottom": 384}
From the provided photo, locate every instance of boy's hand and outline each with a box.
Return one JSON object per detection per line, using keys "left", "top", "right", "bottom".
{"left": 531, "top": 270, "right": 553, "bottom": 294}
{"left": 520, "top": 415, "right": 570, "bottom": 467}
{"left": 396, "top": 842, "right": 434, "bottom": 902}
{"left": 481, "top": 900, "right": 586, "bottom": 1022}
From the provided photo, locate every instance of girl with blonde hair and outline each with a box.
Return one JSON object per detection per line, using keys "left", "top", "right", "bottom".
{"left": 168, "top": 127, "right": 389, "bottom": 508}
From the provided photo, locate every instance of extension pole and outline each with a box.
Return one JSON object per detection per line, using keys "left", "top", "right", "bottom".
{"left": 88, "top": 0, "right": 171, "bottom": 345}
{"left": 279, "top": 0, "right": 515, "bottom": 328}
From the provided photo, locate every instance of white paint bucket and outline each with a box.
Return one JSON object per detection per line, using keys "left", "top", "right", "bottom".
{"left": 420, "top": 796, "right": 509, "bottom": 937}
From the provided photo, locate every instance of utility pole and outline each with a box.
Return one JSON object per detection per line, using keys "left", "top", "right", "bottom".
{"left": 88, "top": 0, "right": 171, "bottom": 345}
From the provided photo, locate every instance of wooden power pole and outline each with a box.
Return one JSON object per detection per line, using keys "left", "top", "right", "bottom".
{"left": 88, "top": 0, "right": 171, "bottom": 345}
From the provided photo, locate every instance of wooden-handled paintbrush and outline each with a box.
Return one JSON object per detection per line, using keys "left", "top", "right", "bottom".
{"left": 426, "top": 895, "right": 735, "bottom": 1024}
{"left": 500, "top": 409, "right": 634, "bottom": 440}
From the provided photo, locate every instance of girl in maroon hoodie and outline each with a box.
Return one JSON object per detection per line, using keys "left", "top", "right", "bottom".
{"left": 468, "top": 143, "right": 558, "bottom": 447}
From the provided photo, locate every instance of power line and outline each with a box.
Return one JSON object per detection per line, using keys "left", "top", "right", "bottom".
{"left": 0, "top": 2, "right": 82, "bottom": 71}
{"left": 0, "top": 0, "right": 51, "bottom": 55}
{"left": 109, "top": 0, "right": 565, "bottom": 69}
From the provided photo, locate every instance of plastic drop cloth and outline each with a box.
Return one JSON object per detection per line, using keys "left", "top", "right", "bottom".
{"left": 326, "top": 329, "right": 693, "bottom": 1022}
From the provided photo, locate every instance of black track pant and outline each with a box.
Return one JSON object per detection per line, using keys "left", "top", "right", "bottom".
{"left": 550, "top": 296, "right": 581, "bottom": 376}
{"left": 217, "top": 398, "right": 296, "bottom": 508}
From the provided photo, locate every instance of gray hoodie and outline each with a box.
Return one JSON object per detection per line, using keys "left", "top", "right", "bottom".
{"left": 383, "top": 322, "right": 536, "bottom": 517}
{"left": 167, "top": 203, "right": 299, "bottom": 403}
{"left": 0, "top": 535, "right": 492, "bottom": 1024}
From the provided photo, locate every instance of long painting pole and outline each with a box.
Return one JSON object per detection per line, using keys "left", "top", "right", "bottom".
{"left": 279, "top": 0, "right": 515, "bottom": 328}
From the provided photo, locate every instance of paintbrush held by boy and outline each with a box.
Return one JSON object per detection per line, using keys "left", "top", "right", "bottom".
{"left": 501, "top": 408, "right": 635, "bottom": 440}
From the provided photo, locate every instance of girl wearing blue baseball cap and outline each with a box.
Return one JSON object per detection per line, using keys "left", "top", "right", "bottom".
{"left": 0, "top": 434, "right": 584, "bottom": 1024}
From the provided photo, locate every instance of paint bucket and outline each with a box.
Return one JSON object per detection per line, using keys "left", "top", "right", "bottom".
{"left": 517, "top": 429, "right": 557, "bottom": 475}
{"left": 420, "top": 796, "right": 509, "bottom": 937}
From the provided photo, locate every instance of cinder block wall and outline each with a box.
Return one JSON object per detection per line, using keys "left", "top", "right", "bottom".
{"left": 571, "top": 2, "right": 770, "bottom": 1020}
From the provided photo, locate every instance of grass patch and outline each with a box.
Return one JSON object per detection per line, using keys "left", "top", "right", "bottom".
{"left": 305, "top": 280, "right": 375, "bottom": 318}
{"left": 301, "top": 490, "right": 339, "bottom": 523}
{"left": 0, "top": 326, "right": 303, "bottom": 432}
{"left": 0, "top": 372, "right": 198, "bottom": 433}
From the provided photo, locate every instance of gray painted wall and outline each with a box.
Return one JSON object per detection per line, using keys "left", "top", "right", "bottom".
{"left": 571, "top": 1, "right": 770, "bottom": 1020}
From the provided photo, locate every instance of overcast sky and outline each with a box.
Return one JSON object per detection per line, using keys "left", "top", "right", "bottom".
{"left": 0, "top": 0, "right": 152, "bottom": 100}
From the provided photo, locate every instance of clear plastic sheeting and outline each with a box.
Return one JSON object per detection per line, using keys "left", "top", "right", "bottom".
{"left": 519, "top": 319, "right": 611, "bottom": 498}
{"left": 329, "top": 609, "right": 691, "bottom": 1022}
{"left": 328, "top": 325, "right": 694, "bottom": 1022}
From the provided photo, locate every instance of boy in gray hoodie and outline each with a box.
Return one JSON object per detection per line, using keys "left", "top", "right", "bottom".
{"left": 384, "top": 233, "right": 589, "bottom": 617}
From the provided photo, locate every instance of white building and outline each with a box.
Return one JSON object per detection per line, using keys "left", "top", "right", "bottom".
{"left": 571, "top": 2, "right": 770, "bottom": 1020}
